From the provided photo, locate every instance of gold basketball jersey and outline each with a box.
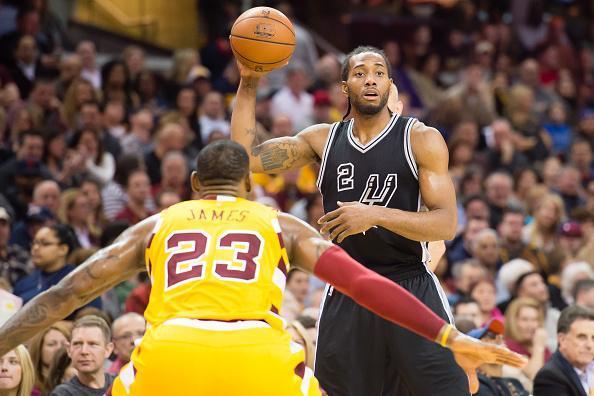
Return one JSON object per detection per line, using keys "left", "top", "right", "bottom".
{"left": 143, "top": 196, "right": 289, "bottom": 330}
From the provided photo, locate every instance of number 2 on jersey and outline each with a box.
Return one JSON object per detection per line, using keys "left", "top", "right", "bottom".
{"left": 165, "top": 231, "right": 263, "bottom": 290}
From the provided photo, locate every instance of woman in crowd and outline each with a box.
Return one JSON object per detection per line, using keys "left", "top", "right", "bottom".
{"left": 504, "top": 297, "right": 551, "bottom": 382}
{"left": 61, "top": 78, "right": 97, "bottom": 130}
{"left": 523, "top": 193, "right": 565, "bottom": 252}
{"left": 57, "top": 189, "right": 98, "bottom": 248}
{"left": 68, "top": 128, "right": 115, "bottom": 185}
{"left": 27, "top": 321, "right": 71, "bottom": 396}
{"left": 0, "top": 345, "right": 35, "bottom": 396}
{"left": 79, "top": 177, "right": 108, "bottom": 235}
{"left": 470, "top": 278, "right": 504, "bottom": 326}
{"left": 42, "top": 347, "right": 76, "bottom": 396}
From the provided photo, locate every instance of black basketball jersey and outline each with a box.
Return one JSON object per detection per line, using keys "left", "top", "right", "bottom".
{"left": 317, "top": 114, "right": 430, "bottom": 274}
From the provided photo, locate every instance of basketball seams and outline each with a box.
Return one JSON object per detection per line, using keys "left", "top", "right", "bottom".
{"left": 229, "top": 33, "right": 295, "bottom": 47}
{"left": 232, "top": 14, "right": 295, "bottom": 38}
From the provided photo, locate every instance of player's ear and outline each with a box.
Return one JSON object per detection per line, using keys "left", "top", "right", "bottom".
{"left": 190, "top": 171, "right": 201, "bottom": 193}
{"left": 245, "top": 174, "right": 252, "bottom": 193}
{"left": 341, "top": 81, "right": 348, "bottom": 95}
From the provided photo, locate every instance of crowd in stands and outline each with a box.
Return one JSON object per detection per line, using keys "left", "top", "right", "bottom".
{"left": 0, "top": 0, "right": 593, "bottom": 395}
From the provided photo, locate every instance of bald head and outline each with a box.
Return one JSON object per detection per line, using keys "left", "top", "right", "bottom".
{"left": 33, "top": 180, "right": 61, "bottom": 214}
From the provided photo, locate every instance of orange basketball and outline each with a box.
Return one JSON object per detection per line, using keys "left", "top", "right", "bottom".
{"left": 230, "top": 7, "right": 296, "bottom": 72}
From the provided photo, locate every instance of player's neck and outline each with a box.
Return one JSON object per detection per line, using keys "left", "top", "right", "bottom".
{"left": 351, "top": 108, "right": 392, "bottom": 145}
{"left": 199, "top": 187, "right": 241, "bottom": 199}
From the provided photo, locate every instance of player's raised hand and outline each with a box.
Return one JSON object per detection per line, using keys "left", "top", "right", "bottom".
{"left": 318, "top": 201, "right": 379, "bottom": 243}
{"left": 445, "top": 329, "right": 527, "bottom": 393}
{"left": 236, "top": 60, "right": 270, "bottom": 79}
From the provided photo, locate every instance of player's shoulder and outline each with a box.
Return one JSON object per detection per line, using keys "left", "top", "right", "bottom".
{"left": 409, "top": 120, "right": 448, "bottom": 166}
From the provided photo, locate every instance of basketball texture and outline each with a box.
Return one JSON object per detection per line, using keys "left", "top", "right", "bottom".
{"left": 230, "top": 7, "right": 296, "bottom": 72}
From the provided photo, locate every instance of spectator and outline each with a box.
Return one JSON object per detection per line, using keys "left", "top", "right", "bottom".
{"left": 0, "top": 345, "right": 35, "bottom": 396}
{"left": 115, "top": 170, "right": 153, "bottom": 225}
{"left": 60, "top": 78, "right": 96, "bottom": 130}
{"left": 54, "top": 54, "right": 82, "bottom": 101}
{"left": 513, "top": 271, "right": 561, "bottom": 351}
{"left": 271, "top": 63, "right": 313, "bottom": 131}
{"left": 28, "top": 321, "right": 71, "bottom": 396}
{"left": 68, "top": 128, "right": 115, "bottom": 186}
{"left": 52, "top": 316, "right": 114, "bottom": 396}
{"left": 560, "top": 261, "right": 594, "bottom": 307}
{"left": 78, "top": 101, "right": 121, "bottom": 160}
{"left": 144, "top": 122, "right": 186, "bottom": 185}
{"left": 76, "top": 41, "right": 100, "bottom": 90}
{"left": 457, "top": 194, "right": 490, "bottom": 233}
{"left": 504, "top": 297, "right": 551, "bottom": 381}
{"left": 0, "top": 207, "right": 30, "bottom": 288}
{"left": 470, "top": 229, "right": 500, "bottom": 275}
{"left": 152, "top": 151, "right": 190, "bottom": 201}
{"left": 542, "top": 101, "right": 572, "bottom": 156}
{"left": 12, "top": 224, "right": 100, "bottom": 309}
{"left": 513, "top": 168, "right": 540, "bottom": 205}
{"left": 453, "top": 296, "right": 482, "bottom": 328}
{"left": 122, "top": 45, "right": 145, "bottom": 81}
{"left": 42, "top": 130, "right": 74, "bottom": 186}
{"left": 0, "top": 129, "right": 50, "bottom": 218}
{"left": 107, "top": 313, "right": 145, "bottom": 376}
{"left": 558, "top": 221, "right": 585, "bottom": 262}
{"left": 120, "top": 109, "right": 154, "bottom": 157}
{"left": 8, "top": 35, "right": 47, "bottom": 99}
{"left": 496, "top": 258, "right": 535, "bottom": 304}
{"left": 28, "top": 78, "right": 60, "bottom": 130}
{"left": 79, "top": 177, "right": 107, "bottom": 234}
{"left": 447, "top": 217, "right": 489, "bottom": 265}
{"left": 569, "top": 139, "right": 593, "bottom": 187}
{"left": 32, "top": 180, "right": 60, "bottom": 216}
{"left": 198, "top": 91, "right": 229, "bottom": 145}
{"left": 286, "top": 268, "right": 310, "bottom": 312}
{"left": 534, "top": 305, "right": 594, "bottom": 396}
{"left": 57, "top": 189, "right": 97, "bottom": 248}
{"left": 155, "top": 190, "right": 181, "bottom": 211}
{"left": 43, "top": 347, "right": 76, "bottom": 396}
{"left": 102, "top": 100, "right": 126, "bottom": 140}
{"left": 484, "top": 171, "right": 514, "bottom": 228}
{"left": 523, "top": 193, "right": 565, "bottom": 253}
{"left": 100, "top": 60, "right": 138, "bottom": 111}
{"left": 449, "top": 259, "right": 488, "bottom": 304}
{"left": 556, "top": 166, "right": 586, "bottom": 214}
{"left": 497, "top": 207, "right": 547, "bottom": 271}
{"left": 9, "top": 205, "right": 55, "bottom": 251}
{"left": 574, "top": 279, "right": 594, "bottom": 310}
{"left": 470, "top": 278, "right": 503, "bottom": 326}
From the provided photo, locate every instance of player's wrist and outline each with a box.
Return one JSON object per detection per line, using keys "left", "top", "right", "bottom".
{"left": 436, "top": 324, "right": 459, "bottom": 349}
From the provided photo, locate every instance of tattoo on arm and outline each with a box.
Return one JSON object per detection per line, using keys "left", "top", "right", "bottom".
{"left": 251, "top": 141, "right": 300, "bottom": 171}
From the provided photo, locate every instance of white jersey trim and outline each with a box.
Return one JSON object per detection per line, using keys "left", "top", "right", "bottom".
{"left": 313, "top": 283, "right": 331, "bottom": 372}
{"left": 316, "top": 122, "right": 339, "bottom": 191}
{"left": 162, "top": 318, "right": 270, "bottom": 331}
{"left": 403, "top": 117, "right": 418, "bottom": 180}
{"left": 347, "top": 113, "right": 399, "bottom": 153}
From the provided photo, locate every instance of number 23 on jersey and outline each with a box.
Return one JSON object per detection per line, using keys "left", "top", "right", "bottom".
{"left": 164, "top": 230, "right": 264, "bottom": 290}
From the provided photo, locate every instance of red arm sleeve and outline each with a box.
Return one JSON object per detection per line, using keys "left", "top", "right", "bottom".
{"left": 313, "top": 245, "right": 446, "bottom": 342}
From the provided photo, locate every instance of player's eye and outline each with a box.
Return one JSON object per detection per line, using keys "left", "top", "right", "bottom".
{"left": 355, "top": 72, "right": 364, "bottom": 77}
{"left": 376, "top": 71, "right": 384, "bottom": 76}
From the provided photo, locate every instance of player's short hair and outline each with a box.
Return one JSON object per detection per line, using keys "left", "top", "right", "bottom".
{"left": 341, "top": 45, "right": 391, "bottom": 82}
{"left": 195, "top": 140, "right": 249, "bottom": 185}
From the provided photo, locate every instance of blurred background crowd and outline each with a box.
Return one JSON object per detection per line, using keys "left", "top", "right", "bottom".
{"left": 0, "top": 0, "right": 593, "bottom": 395}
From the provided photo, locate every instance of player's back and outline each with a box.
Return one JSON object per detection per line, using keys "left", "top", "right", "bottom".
{"left": 144, "top": 196, "right": 288, "bottom": 330}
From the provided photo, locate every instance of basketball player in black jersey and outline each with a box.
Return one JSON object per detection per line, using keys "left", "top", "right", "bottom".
{"left": 232, "top": 46, "right": 468, "bottom": 395}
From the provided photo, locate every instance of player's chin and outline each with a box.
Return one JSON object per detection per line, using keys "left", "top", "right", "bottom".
{"left": 355, "top": 102, "right": 384, "bottom": 115}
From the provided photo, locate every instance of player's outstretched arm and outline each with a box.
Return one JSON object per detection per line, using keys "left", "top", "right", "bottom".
{"left": 230, "top": 62, "right": 328, "bottom": 173}
{"left": 0, "top": 216, "right": 157, "bottom": 357}
{"left": 279, "top": 213, "right": 525, "bottom": 393}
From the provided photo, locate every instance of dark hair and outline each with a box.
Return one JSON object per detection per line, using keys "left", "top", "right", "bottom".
{"left": 47, "top": 223, "right": 79, "bottom": 255}
{"left": 113, "top": 154, "right": 144, "bottom": 187}
{"left": 195, "top": 140, "right": 249, "bottom": 185}
{"left": 99, "top": 221, "right": 130, "bottom": 247}
{"left": 79, "top": 100, "right": 101, "bottom": 112}
{"left": 18, "top": 128, "right": 44, "bottom": 146}
{"left": 453, "top": 296, "right": 479, "bottom": 314}
{"left": 43, "top": 347, "right": 72, "bottom": 394}
{"left": 462, "top": 194, "right": 487, "bottom": 210}
{"left": 68, "top": 128, "right": 104, "bottom": 165}
{"left": 558, "top": 305, "right": 594, "bottom": 334}
{"left": 287, "top": 267, "right": 306, "bottom": 283}
{"left": 513, "top": 271, "right": 542, "bottom": 297}
{"left": 340, "top": 45, "right": 391, "bottom": 82}
{"left": 573, "top": 279, "right": 594, "bottom": 302}
{"left": 502, "top": 205, "right": 526, "bottom": 219}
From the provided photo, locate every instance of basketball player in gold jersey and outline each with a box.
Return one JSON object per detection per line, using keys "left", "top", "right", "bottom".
{"left": 0, "top": 141, "right": 524, "bottom": 395}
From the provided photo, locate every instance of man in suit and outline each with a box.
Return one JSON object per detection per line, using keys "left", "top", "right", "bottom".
{"left": 534, "top": 305, "right": 594, "bottom": 396}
